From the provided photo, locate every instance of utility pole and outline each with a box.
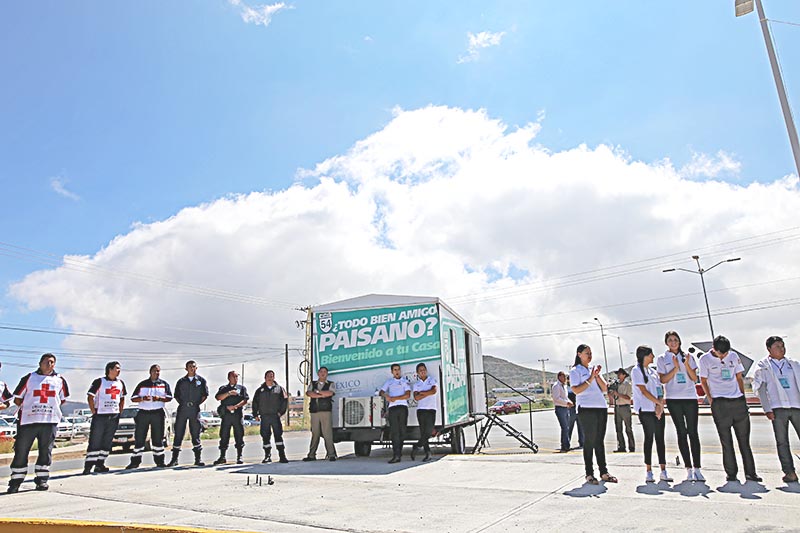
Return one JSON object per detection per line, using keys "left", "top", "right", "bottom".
{"left": 604, "top": 333, "right": 625, "bottom": 368}
{"left": 663, "top": 255, "right": 741, "bottom": 339}
{"left": 736, "top": 0, "right": 800, "bottom": 177}
{"left": 285, "top": 343, "right": 290, "bottom": 427}
{"left": 582, "top": 318, "right": 609, "bottom": 374}
{"left": 538, "top": 358, "right": 550, "bottom": 395}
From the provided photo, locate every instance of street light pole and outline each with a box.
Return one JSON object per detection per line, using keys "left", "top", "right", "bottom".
{"left": 736, "top": 0, "right": 800, "bottom": 178}
{"left": 582, "top": 318, "right": 609, "bottom": 373}
{"left": 663, "top": 255, "right": 741, "bottom": 340}
{"left": 604, "top": 333, "right": 624, "bottom": 368}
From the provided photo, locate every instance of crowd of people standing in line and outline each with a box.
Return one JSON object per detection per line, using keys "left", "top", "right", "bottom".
{"left": 552, "top": 331, "right": 800, "bottom": 486}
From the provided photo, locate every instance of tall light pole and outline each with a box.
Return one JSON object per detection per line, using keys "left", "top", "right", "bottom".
{"left": 663, "top": 255, "right": 741, "bottom": 339}
{"left": 582, "top": 318, "right": 609, "bottom": 373}
{"left": 538, "top": 358, "right": 550, "bottom": 394}
{"left": 604, "top": 333, "right": 625, "bottom": 368}
{"left": 736, "top": 0, "right": 800, "bottom": 178}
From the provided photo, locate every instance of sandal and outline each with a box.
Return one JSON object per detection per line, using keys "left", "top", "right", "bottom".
{"left": 601, "top": 473, "right": 618, "bottom": 483}
{"left": 585, "top": 475, "right": 599, "bottom": 485}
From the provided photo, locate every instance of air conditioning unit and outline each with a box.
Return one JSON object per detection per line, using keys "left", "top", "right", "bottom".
{"left": 341, "top": 397, "right": 383, "bottom": 428}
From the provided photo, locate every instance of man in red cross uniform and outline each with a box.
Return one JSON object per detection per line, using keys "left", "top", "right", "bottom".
{"left": 7, "top": 353, "right": 69, "bottom": 493}
{"left": 83, "top": 361, "right": 127, "bottom": 474}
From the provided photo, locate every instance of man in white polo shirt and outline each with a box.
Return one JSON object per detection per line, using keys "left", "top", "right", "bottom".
{"left": 698, "top": 335, "right": 761, "bottom": 482}
{"left": 380, "top": 363, "right": 411, "bottom": 464}
{"left": 753, "top": 336, "right": 800, "bottom": 484}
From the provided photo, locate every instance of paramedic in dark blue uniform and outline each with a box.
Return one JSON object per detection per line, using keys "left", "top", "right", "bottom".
{"left": 252, "top": 370, "right": 289, "bottom": 463}
{"left": 168, "top": 360, "right": 209, "bottom": 467}
{"left": 126, "top": 364, "right": 172, "bottom": 469}
{"left": 213, "top": 370, "right": 249, "bottom": 465}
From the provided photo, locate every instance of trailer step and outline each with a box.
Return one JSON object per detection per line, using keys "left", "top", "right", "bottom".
{"left": 472, "top": 412, "right": 538, "bottom": 454}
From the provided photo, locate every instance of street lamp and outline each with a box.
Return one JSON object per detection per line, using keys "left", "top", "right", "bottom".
{"left": 582, "top": 318, "right": 609, "bottom": 373}
{"left": 663, "top": 255, "right": 741, "bottom": 339}
{"left": 736, "top": 0, "right": 800, "bottom": 178}
{"left": 604, "top": 333, "right": 625, "bottom": 368}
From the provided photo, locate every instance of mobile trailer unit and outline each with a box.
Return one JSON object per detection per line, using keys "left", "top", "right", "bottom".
{"left": 310, "top": 294, "right": 487, "bottom": 456}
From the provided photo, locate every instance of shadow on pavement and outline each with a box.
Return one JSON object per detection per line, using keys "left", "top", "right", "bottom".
{"left": 776, "top": 483, "right": 800, "bottom": 494}
{"left": 563, "top": 481, "right": 608, "bottom": 498}
{"left": 635, "top": 481, "right": 672, "bottom": 496}
{"left": 672, "top": 480, "right": 713, "bottom": 498}
{"left": 716, "top": 480, "right": 769, "bottom": 500}
{"left": 216, "top": 454, "right": 443, "bottom": 476}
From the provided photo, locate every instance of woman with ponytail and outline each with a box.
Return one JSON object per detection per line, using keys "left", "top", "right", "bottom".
{"left": 632, "top": 345, "right": 672, "bottom": 483}
{"left": 656, "top": 331, "right": 703, "bottom": 482}
{"left": 569, "top": 344, "right": 617, "bottom": 485}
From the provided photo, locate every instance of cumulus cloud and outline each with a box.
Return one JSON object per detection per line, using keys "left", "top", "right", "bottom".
{"left": 680, "top": 150, "right": 742, "bottom": 179}
{"left": 49, "top": 176, "right": 80, "bottom": 201}
{"left": 458, "top": 30, "right": 506, "bottom": 64}
{"left": 228, "top": 0, "right": 288, "bottom": 27}
{"left": 10, "top": 106, "right": 800, "bottom": 395}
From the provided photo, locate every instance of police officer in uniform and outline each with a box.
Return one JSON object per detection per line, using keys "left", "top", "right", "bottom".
{"left": 126, "top": 364, "right": 172, "bottom": 469}
{"left": 252, "top": 370, "right": 289, "bottom": 463}
{"left": 7, "top": 353, "right": 69, "bottom": 493}
{"left": 169, "top": 360, "right": 209, "bottom": 467}
{"left": 213, "top": 370, "right": 249, "bottom": 465}
{"left": 83, "top": 361, "right": 127, "bottom": 474}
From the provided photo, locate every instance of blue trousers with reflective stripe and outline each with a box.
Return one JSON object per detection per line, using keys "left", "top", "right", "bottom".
{"left": 9, "top": 423, "right": 56, "bottom": 485}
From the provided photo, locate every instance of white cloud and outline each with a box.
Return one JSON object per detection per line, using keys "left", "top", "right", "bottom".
{"left": 49, "top": 176, "right": 80, "bottom": 201}
{"left": 11, "top": 106, "right": 800, "bottom": 396}
{"left": 680, "top": 150, "right": 742, "bottom": 179}
{"left": 458, "top": 30, "right": 506, "bottom": 64}
{"left": 228, "top": 0, "right": 288, "bottom": 27}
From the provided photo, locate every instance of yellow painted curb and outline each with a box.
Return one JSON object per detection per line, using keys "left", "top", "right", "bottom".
{"left": 0, "top": 518, "right": 259, "bottom": 533}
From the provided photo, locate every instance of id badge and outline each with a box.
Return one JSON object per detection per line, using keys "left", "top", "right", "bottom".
{"left": 721, "top": 368, "right": 733, "bottom": 381}
{"left": 656, "top": 385, "right": 664, "bottom": 398}
{"left": 676, "top": 373, "right": 686, "bottom": 384}
{"left": 779, "top": 377, "right": 791, "bottom": 389}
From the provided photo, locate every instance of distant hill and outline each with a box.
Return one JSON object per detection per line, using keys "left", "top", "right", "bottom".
{"left": 482, "top": 354, "right": 560, "bottom": 389}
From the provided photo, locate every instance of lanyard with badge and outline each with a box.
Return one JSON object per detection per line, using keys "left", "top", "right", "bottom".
{"left": 720, "top": 359, "right": 734, "bottom": 381}
{"left": 771, "top": 359, "right": 791, "bottom": 389}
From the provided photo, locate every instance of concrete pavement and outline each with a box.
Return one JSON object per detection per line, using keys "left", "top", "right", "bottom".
{"left": 0, "top": 411, "right": 798, "bottom": 533}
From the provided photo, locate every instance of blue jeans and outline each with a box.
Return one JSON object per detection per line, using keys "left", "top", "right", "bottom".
{"left": 555, "top": 406, "right": 570, "bottom": 451}
{"left": 568, "top": 406, "right": 584, "bottom": 447}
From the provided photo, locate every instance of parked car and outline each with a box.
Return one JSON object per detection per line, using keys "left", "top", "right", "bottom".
{"left": 73, "top": 408, "right": 93, "bottom": 419}
{"left": 1, "top": 415, "right": 18, "bottom": 426}
{"left": 56, "top": 419, "right": 74, "bottom": 440}
{"left": 489, "top": 400, "right": 521, "bottom": 415}
{"left": 243, "top": 414, "right": 260, "bottom": 427}
{"left": 0, "top": 418, "right": 17, "bottom": 439}
{"left": 199, "top": 411, "right": 221, "bottom": 428}
{"left": 113, "top": 406, "right": 173, "bottom": 451}
{"left": 64, "top": 416, "right": 91, "bottom": 437}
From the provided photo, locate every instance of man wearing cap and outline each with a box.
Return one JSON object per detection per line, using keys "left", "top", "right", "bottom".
{"left": 610, "top": 367, "right": 635, "bottom": 453}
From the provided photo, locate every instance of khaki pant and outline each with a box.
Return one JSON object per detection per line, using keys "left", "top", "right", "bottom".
{"left": 307, "top": 411, "right": 336, "bottom": 459}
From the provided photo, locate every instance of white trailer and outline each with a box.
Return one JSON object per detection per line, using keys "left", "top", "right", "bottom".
{"left": 310, "top": 294, "right": 486, "bottom": 456}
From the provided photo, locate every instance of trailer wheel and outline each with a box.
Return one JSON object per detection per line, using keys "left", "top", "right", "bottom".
{"left": 354, "top": 441, "right": 372, "bottom": 457}
{"left": 450, "top": 426, "right": 466, "bottom": 455}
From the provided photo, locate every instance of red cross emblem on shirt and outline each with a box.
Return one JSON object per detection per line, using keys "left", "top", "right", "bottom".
{"left": 33, "top": 383, "right": 57, "bottom": 404}
{"left": 105, "top": 385, "right": 121, "bottom": 400}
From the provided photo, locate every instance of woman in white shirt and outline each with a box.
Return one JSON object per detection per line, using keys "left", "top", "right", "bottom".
{"left": 656, "top": 330, "right": 703, "bottom": 482}
{"left": 569, "top": 344, "right": 617, "bottom": 485}
{"left": 632, "top": 345, "right": 672, "bottom": 483}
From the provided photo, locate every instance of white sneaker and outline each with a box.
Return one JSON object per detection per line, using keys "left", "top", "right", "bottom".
{"left": 693, "top": 468, "right": 705, "bottom": 482}
{"left": 685, "top": 468, "right": 695, "bottom": 481}
{"left": 646, "top": 471, "right": 655, "bottom": 483}
{"left": 660, "top": 470, "right": 673, "bottom": 482}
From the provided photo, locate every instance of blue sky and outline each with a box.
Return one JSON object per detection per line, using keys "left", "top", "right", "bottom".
{"left": 1, "top": 1, "right": 800, "bottom": 386}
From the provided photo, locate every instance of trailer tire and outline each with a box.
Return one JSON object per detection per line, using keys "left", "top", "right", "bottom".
{"left": 450, "top": 426, "right": 466, "bottom": 455}
{"left": 354, "top": 441, "right": 372, "bottom": 457}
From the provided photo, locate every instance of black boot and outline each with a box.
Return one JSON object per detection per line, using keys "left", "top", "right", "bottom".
{"left": 411, "top": 445, "right": 418, "bottom": 460}
{"left": 236, "top": 449, "right": 244, "bottom": 464}
{"left": 7, "top": 481, "right": 22, "bottom": 494}
{"left": 262, "top": 448, "right": 272, "bottom": 463}
{"left": 278, "top": 446, "right": 288, "bottom": 464}
{"left": 82, "top": 462, "right": 93, "bottom": 475}
{"left": 213, "top": 450, "right": 227, "bottom": 465}
{"left": 125, "top": 456, "right": 142, "bottom": 470}
{"left": 422, "top": 451, "right": 432, "bottom": 462}
{"left": 155, "top": 455, "right": 166, "bottom": 468}
{"left": 193, "top": 448, "right": 205, "bottom": 467}
{"left": 167, "top": 449, "right": 180, "bottom": 467}
{"left": 94, "top": 462, "right": 110, "bottom": 473}
{"left": 34, "top": 478, "right": 49, "bottom": 491}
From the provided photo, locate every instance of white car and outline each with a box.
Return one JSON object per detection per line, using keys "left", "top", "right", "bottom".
{"left": 56, "top": 419, "right": 74, "bottom": 439}
{"left": 1, "top": 415, "right": 17, "bottom": 426}
{"left": 199, "top": 411, "right": 221, "bottom": 428}
{"left": 0, "top": 418, "right": 17, "bottom": 439}
{"left": 64, "top": 416, "right": 91, "bottom": 436}
{"left": 114, "top": 406, "right": 173, "bottom": 451}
